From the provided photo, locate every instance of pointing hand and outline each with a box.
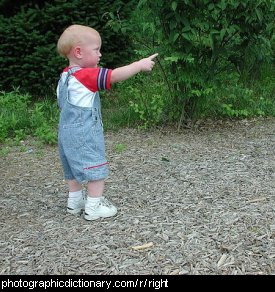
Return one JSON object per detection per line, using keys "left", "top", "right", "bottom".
{"left": 138, "top": 53, "right": 159, "bottom": 72}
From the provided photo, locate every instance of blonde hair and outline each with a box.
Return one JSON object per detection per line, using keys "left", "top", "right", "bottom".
{"left": 57, "top": 24, "right": 100, "bottom": 57}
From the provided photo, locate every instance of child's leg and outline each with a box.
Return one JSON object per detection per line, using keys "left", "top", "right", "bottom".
{"left": 87, "top": 179, "right": 105, "bottom": 197}
{"left": 68, "top": 179, "right": 82, "bottom": 192}
{"left": 85, "top": 179, "right": 117, "bottom": 221}
{"left": 67, "top": 179, "right": 85, "bottom": 215}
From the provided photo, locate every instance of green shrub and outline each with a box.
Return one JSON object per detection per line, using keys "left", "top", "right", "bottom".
{"left": 196, "top": 65, "right": 275, "bottom": 118}
{"left": 103, "top": 65, "right": 166, "bottom": 129}
{"left": 135, "top": 0, "right": 274, "bottom": 123}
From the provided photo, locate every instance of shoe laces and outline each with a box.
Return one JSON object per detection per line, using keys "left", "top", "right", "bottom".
{"left": 99, "top": 197, "right": 113, "bottom": 208}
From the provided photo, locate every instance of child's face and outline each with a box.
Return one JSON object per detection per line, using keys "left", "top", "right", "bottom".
{"left": 80, "top": 34, "right": 102, "bottom": 68}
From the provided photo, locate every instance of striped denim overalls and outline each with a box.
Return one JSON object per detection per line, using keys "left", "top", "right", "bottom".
{"left": 57, "top": 67, "right": 109, "bottom": 183}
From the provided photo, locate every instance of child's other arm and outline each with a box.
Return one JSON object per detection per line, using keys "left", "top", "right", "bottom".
{"left": 110, "top": 53, "right": 158, "bottom": 84}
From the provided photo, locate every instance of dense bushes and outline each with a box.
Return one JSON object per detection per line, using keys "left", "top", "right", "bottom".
{"left": 134, "top": 0, "right": 274, "bottom": 123}
{"left": 0, "top": 0, "right": 133, "bottom": 97}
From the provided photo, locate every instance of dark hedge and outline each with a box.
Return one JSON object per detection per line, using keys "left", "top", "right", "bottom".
{"left": 0, "top": 0, "right": 133, "bottom": 97}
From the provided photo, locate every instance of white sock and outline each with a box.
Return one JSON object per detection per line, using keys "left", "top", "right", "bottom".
{"left": 69, "top": 190, "right": 83, "bottom": 200}
{"left": 86, "top": 196, "right": 102, "bottom": 205}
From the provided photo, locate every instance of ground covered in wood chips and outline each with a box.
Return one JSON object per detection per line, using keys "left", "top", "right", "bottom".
{"left": 0, "top": 118, "right": 274, "bottom": 275}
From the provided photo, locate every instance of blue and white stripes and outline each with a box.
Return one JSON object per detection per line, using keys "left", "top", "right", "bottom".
{"left": 97, "top": 68, "right": 109, "bottom": 90}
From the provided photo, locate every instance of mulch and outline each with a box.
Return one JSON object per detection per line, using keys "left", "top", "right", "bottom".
{"left": 0, "top": 118, "right": 274, "bottom": 274}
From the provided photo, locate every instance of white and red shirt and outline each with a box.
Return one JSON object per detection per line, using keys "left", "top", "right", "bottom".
{"left": 57, "top": 67, "right": 112, "bottom": 107}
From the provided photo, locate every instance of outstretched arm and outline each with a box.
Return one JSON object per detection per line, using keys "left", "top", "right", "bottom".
{"left": 110, "top": 53, "right": 158, "bottom": 84}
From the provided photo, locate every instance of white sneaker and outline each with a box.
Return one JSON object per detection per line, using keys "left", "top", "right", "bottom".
{"left": 84, "top": 197, "right": 117, "bottom": 221}
{"left": 67, "top": 195, "right": 86, "bottom": 215}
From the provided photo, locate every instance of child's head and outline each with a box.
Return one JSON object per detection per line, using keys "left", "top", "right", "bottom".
{"left": 57, "top": 24, "right": 102, "bottom": 68}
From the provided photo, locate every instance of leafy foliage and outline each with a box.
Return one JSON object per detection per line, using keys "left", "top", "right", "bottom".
{"left": 136, "top": 0, "right": 274, "bottom": 124}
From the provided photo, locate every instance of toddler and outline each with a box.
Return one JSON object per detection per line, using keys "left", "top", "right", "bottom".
{"left": 57, "top": 24, "right": 157, "bottom": 220}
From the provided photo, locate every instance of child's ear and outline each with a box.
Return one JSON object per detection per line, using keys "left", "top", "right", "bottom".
{"left": 73, "top": 46, "right": 82, "bottom": 59}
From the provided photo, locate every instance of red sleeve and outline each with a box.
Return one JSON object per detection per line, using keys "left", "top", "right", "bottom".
{"left": 72, "top": 68, "right": 112, "bottom": 92}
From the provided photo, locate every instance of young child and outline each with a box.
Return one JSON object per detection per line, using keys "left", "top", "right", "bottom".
{"left": 56, "top": 24, "right": 158, "bottom": 220}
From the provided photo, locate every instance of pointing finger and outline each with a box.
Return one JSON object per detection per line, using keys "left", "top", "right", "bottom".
{"left": 149, "top": 53, "right": 159, "bottom": 60}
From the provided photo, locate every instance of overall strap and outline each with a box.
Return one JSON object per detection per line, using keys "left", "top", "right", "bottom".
{"left": 58, "top": 66, "right": 81, "bottom": 106}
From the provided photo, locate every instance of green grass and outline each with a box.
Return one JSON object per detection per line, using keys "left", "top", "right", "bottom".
{"left": 0, "top": 90, "right": 58, "bottom": 145}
